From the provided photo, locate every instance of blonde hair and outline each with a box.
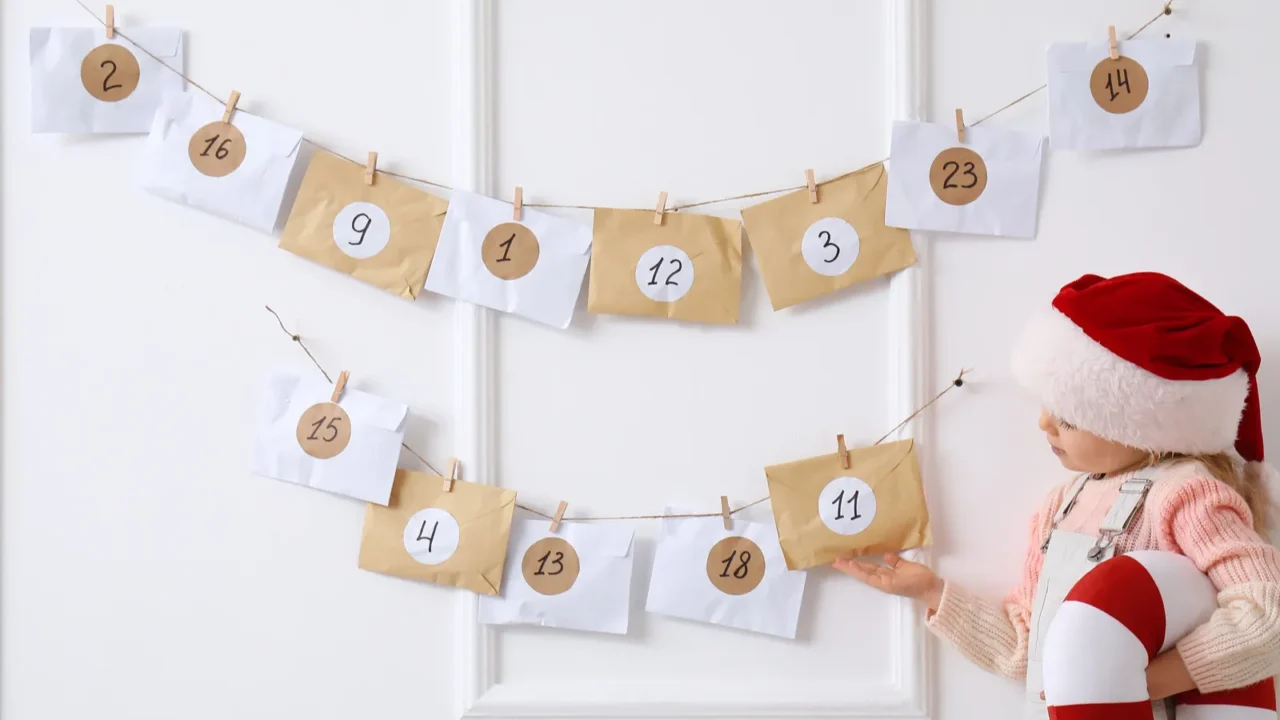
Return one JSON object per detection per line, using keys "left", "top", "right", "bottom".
{"left": 1142, "top": 451, "right": 1273, "bottom": 535}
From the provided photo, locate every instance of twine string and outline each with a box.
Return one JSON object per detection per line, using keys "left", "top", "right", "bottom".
{"left": 73, "top": 0, "right": 1174, "bottom": 211}
{"left": 266, "top": 307, "right": 966, "bottom": 523}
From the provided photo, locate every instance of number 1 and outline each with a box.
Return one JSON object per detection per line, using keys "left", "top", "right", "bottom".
{"left": 497, "top": 234, "right": 515, "bottom": 262}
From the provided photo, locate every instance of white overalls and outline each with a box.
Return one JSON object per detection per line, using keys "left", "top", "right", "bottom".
{"left": 1024, "top": 474, "right": 1173, "bottom": 720}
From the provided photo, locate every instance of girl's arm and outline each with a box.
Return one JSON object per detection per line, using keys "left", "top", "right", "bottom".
{"left": 1161, "top": 475, "right": 1280, "bottom": 694}
{"left": 924, "top": 506, "right": 1049, "bottom": 680}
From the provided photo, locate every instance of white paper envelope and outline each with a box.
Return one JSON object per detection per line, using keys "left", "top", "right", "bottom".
{"left": 424, "top": 191, "right": 591, "bottom": 329}
{"left": 30, "top": 27, "right": 184, "bottom": 134}
{"left": 139, "top": 90, "right": 303, "bottom": 233}
{"left": 1048, "top": 38, "right": 1200, "bottom": 150}
{"left": 645, "top": 505, "right": 807, "bottom": 639}
{"left": 885, "top": 120, "right": 1044, "bottom": 238}
{"left": 479, "top": 519, "right": 635, "bottom": 634}
{"left": 250, "top": 369, "right": 407, "bottom": 505}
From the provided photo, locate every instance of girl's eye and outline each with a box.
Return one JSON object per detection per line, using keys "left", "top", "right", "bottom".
{"left": 1057, "top": 418, "right": 1076, "bottom": 430}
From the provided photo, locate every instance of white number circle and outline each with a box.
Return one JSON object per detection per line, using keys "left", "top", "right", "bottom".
{"left": 817, "top": 476, "right": 877, "bottom": 535}
{"left": 635, "top": 245, "right": 694, "bottom": 303}
{"left": 801, "top": 217, "right": 860, "bottom": 276}
{"left": 333, "top": 201, "right": 392, "bottom": 260}
{"left": 403, "top": 508, "right": 461, "bottom": 565}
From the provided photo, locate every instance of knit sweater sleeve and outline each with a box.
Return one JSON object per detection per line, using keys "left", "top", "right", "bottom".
{"left": 926, "top": 489, "right": 1058, "bottom": 680}
{"left": 1157, "top": 474, "right": 1280, "bottom": 693}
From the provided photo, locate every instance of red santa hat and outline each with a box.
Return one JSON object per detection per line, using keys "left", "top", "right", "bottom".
{"left": 1011, "top": 272, "right": 1264, "bottom": 466}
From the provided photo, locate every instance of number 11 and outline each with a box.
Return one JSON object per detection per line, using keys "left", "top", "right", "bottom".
{"left": 831, "top": 489, "right": 862, "bottom": 521}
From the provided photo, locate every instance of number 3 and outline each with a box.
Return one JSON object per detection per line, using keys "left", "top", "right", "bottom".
{"left": 819, "top": 230, "right": 840, "bottom": 263}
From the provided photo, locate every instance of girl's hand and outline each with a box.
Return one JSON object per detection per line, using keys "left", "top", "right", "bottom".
{"left": 833, "top": 552, "right": 945, "bottom": 610}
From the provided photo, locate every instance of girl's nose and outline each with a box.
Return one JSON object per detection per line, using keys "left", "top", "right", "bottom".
{"left": 1038, "top": 410, "right": 1057, "bottom": 433}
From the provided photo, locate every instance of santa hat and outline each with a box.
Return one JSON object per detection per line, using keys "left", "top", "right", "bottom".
{"left": 1011, "top": 272, "right": 1264, "bottom": 466}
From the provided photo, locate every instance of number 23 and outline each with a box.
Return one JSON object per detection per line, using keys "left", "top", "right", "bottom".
{"left": 942, "top": 161, "right": 979, "bottom": 190}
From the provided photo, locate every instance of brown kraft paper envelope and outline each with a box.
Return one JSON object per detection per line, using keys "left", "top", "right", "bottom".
{"left": 764, "top": 438, "right": 930, "bottom": 570}
{"left": 588, "top": 208, "right": 742, "bottom": 325}
{"left": 739, "top": 163, "right": 916, "bottom": 311}
{"left": 358, "top": 469, "right": 516, "bottom": 595}
{"left": 279, "top": 150, "right": 449, "bottom": 300}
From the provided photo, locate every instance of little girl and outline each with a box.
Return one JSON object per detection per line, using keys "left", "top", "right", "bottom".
{"left": 836, "top": 272, "right": 1280, "bottom": 719}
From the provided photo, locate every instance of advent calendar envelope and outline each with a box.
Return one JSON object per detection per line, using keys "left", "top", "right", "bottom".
{"left": 280, "top": 150, "right": 449, "bottom": 299}
{"left": 589, "top": 209, "right": 742, "bottom": 325}
{"left": 645, "top": 506, "right": 807, "bottom": 639}
{"left": 741, "top": 163, "right": 915, "bottom": 310}
{"left": 359, "top": 470, "right": 517, "bottom": 596}
{"left": 424, "top": 191, "right": 590, "bottom": 328}
{"left": 30, "top": 27, "right": 184, "bottom": 134}
{"left": 139, "top": 90, "right": 303, "bottom": 232}
{"left": 885, "top": 121, "right": 1044, "bottom": 238}
{"left": 1047, "top": 38, "right": 1200, "bottom": 149}
{"left": 479, "top": 519, "right": 635, "bottom": 634}
{"left": 250, "top": 369, "right": 406, "bottom": 505}
{"left": 765, "top": 439, "right": 930, "bottom": 570}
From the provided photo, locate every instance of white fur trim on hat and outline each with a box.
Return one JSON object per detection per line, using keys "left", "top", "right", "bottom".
{"left": 1011, "top": 308, "right": 1250, "bottom": 455}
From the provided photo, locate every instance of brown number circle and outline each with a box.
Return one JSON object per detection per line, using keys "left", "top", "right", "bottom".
{"left": 928, "top": 147, "right": 988, "bottom": 206}
{"left": 295, "top": 402, "right": 352, "bottom": 460}
{"left": 481, "top": 223, "right": 540, "bottom": 280}
{"left": 706, "top": 536, "right": 766, "bottom": 596}
{"left": 521, "top": 537, "right": 580, "bottom": 595}
{"left": 188, "top": 121, "right": 248, "bottom": 178}
{"left": 81, "top": 44, "right": 141, "bottom": 102}
{"left": 1089, "top": 56, "right": 1150, "bottom": 114}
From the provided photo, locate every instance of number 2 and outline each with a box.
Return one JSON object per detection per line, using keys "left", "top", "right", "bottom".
{"left": 349, "top": 213, "right": 371, "bottom": 246}
{"left": 1106, "top": 68, "right": 1131, "bottom": 102}
{"left": 942, "top": 161, "right": 979, "bottom": 190}
{"left": 496, "top": 233, "right": 515, "bottom": 262}
{"left": 719, "top": 550, "right": 752, "bottom": 579}
{"left": 306, "top": 415, "right": 342, "bottom": 443}
{"left": 646, "top": 258, "right": 683, "bottom": 286}
{"left": 819, "top": 230, "right": 840, "bottom": 263}
{"left": 200, "top": 135, "right": 233, "bottom": 160}
{"left": 534, "top": 550, "right": 565, "bottom": 576}
{"left": 831, "top": 489, "right": 862, "bottom": 521}
{"left": 100, "top": 59, "right": 122, "bottom": 92}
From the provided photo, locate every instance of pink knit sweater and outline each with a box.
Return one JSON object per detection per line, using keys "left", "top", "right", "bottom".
{"left": 928, "top": 459, "right": 1280, "bottom": 692}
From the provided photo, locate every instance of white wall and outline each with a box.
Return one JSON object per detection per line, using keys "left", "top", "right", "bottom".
{"left": 2, "top": 1, "right": 1269, "bottom": 719}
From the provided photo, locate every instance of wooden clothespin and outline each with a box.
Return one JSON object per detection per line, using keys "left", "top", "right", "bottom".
{"left": 1108, "top": 25, "right": 1119, "bottom": 60}
{"left": 955, "top": 109, "right": 966, "bottom": 144}
{"left": 805, "top": 169, "right": 818, "bottom": 204}
{"left": 330, "top": 371, "right": 349, "bottom": 403}
{"left": 837, "top": 434, "right": 851, "bottom": 469}
{"left": 513, "top": 186, "right": 523, "bottom": 221}
{"left": 550, "top": 501, "right": 568, "bottom": 533}
{"left": 720, "top": 496, "right": 732, "bottom": 531}
{"left": 365, "top": 152, "right": 378, "bottom": 186}
{"left": 221, "top": 90, "right": 241, "bottom": 124}
{"left": 105, "top": 4, "right": 115, "bottom": 38}
{"left": 443, "top": 458, "right": 459, "bottom": 492}
{"left": 654, "top": 191, "right": 668, "bottom": 226}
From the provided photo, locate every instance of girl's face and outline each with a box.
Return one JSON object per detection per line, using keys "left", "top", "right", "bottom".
{"left": 1038, "top": 410, "right": 1148, "bottom": 474}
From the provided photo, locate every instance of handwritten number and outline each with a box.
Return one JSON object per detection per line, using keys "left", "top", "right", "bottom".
{"left": 534, "top": 550, "right": 565, "bottom": 576}
{"left": 200, "top": 135, "right": 233, "bottom": 160}
{"left": 497, "top": 234, "right": 515, "bottom": 262}
{"left": 820, "top": 230, "right": 840, "bottom": 263}
{"left": 942, "top": 161, "right": 979, "bottom": 190}
{"left": 100, "top": 60, "right": 122, "bottom": 92}
{"left": 1106, "top": 68, "right": 1131, "bottom": 102}
{"left": 831, "top": 489, "right": 863, "bottom": 521}
{"left": 647, "top": 258, "right": 684, "bottom": 286}
{"left": 718, "top": 550, "right": 752, "bottom": 579}
{"left": 348, "top": 213, "right": 371, "bottom": 246}
{"left": 305, "top": 416, "right": 342, "bottom": 442}
{"left": 416, "top": 521, "right": 439, "bottom": 552}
